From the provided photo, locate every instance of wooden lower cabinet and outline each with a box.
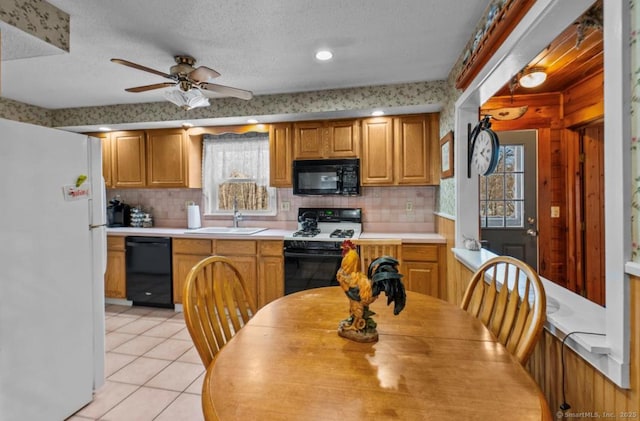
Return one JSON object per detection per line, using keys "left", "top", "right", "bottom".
{"left": 172, "top": 238, "right": 213, "bottom": 304}
{"left": 171, "top": 237, "right": 284, "bottom": 309}
{"left": 215, "top": 240, "right": 257, "bottom": 306}
{"left": 401, "top": 243, "right": 445, "bottom": 297}
{"left": 257, "top": 241, "right": 284, "bottom": 308}
{"left": 403, "top": 261, "right": 439, "bottom": 297}
{"left": 228, "top": 254, "right": 258, "bottom": 306}
{"left": 105, "top": 236, "right": 126, "bottom": 298}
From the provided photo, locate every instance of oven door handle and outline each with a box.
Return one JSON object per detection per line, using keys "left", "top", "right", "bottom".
{"left": 284, "top": 251, "right": 342, "bottom": 259}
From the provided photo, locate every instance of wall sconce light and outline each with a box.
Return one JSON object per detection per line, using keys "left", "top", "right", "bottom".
{"left": 518, "top": 67, "right": 547, "bottom": 88}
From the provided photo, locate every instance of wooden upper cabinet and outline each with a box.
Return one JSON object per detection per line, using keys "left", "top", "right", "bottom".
{"left": 361, "top": 113, "right": 439, "bottom": 186}
{"left": 269, "top": 123, "right": 293, "bottom": 187}
{"left": 146, "top": 129, "right": 187, "bottom": 187}
{"left": 326, "top": 119, "right": 359, "bottom": 157}
{"left": 361, "top": 117, "right": 394, "bottom": 185}
{"left": 101, "top": 134, "right": 113, "bottom": 188}
{"left": 106, "top": 128, "right": 200, "bottom": 189}
{"left": 111, "top": 131, "right": 146, "bottom": 188}
{"left": 394, "top": 114, "right": 430, "bottom": 185}
{"left": 293, "top": 122, "right": 324, "bottom": 159}
{"left": 293, "top": 119, "right": 359, "bottom": 159}
{"left": 86, "top": 132, "right": 112, "bottom": 188}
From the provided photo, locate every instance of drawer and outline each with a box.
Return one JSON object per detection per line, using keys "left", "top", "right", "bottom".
{"left": 173, "top": 238, "right": 213, "bottom": 254}
{"left": 215, "top": 240, "right": 257, "bottom": 255}
{"left": 259, "top": 240, "right": 283, "bottom": 256}
{"left": 402, "top": 244, "right": 439, "bottom": 262}
{"left": 107, "top": 236, "right": 125, "bottom": 250}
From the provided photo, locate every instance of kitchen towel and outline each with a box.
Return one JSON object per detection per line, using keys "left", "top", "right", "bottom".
{"left": 187, "top": 204, "right": 201, "bottom": 229}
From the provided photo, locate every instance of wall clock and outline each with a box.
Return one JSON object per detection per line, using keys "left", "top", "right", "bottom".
{"left": 467, "top": 115, "right": 500, "bottom": 177}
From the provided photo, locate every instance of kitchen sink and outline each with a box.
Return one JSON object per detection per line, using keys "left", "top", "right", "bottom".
{"left": 185, "top": 227, "right": 267, "bottom": 235}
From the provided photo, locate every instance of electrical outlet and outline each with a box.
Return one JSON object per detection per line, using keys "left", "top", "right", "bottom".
{"left": 406, "top": 201, "right": 413, "bottom": 212}
{"left": 280, "top": 201, "right": 291, "bottom": 212}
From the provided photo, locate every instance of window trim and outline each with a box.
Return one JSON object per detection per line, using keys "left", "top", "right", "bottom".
{"left": 454, "top": 0, "right": 630, "bottom": 388}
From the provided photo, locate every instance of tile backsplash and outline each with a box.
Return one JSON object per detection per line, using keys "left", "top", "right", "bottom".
{"left": 107, "top": 186, "right": 437, "bottom": 233}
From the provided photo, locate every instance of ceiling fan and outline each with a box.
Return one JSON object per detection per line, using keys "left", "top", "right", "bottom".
{"left": 110, "top": 55, "right": 253, "bottom": 102}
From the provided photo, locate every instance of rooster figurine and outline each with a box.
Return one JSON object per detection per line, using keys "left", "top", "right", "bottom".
{"left": 336, "top": 240, "right": 406, "bottom": 342}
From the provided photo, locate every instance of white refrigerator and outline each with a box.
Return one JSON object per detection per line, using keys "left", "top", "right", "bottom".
{"left": 0, "top": 118, "right": 106, "bottom": 420}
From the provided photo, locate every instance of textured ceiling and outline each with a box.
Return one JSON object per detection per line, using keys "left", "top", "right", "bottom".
{"left": 1, "top": 0, "right": 488, "bottom": 110}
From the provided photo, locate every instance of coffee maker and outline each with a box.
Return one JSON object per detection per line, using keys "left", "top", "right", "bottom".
{"left": 106, "top": 196, "right": 131, "bottom": 227}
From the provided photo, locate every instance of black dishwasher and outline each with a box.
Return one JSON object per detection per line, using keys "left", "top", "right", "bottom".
{"left": 126, "top": 236, "right": 173, "bottom": 308}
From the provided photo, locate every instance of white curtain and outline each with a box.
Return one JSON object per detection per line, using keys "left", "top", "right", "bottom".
{"left": 202, "top": 132, "right": 276, "bottom": 215}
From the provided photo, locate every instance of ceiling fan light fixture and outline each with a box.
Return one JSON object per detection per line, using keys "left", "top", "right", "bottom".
{"left": 518, "top": 67, "right": 547, "bottom": 88}
{"left": 163, "top": 89, "right": 210, "bottom": 110}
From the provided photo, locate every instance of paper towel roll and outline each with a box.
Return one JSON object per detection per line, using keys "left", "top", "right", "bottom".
{"left": 187, "top": 205, "right": 201, "bottom": 229}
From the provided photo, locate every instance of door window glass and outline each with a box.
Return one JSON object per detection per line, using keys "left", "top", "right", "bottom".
{"left": 480, "top": 145, "right": 525, "bottom": 228}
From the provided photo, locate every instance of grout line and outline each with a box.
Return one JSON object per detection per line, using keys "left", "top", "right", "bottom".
{"left": 73, "top": 305, "right": 203, "bottom": 420}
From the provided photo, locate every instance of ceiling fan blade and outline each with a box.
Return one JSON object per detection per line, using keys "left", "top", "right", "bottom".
{"left": 199, "top": 82, "right": 253, "bottom": 100}
{"left": 189, "top": 66, "right": 221, "bottom": 82}
{"left": 125, "top": 82, "right": 176, "bottom": 93}
{"left": 111, "top": 58, "right": 174, "bottom": 79}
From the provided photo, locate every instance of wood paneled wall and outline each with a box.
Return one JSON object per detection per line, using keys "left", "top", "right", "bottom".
{"left": 527, "top": 276, "right": 639, "bottom": 416}
{"left": 563, "top": 71, "right": 604, "bottom": 129}
{"left": 436, "top": 215, "right": 473, "bottom": 306}
{"left": 436, "top": 215, "right": 639, "bottom": 416}
{"left": 435, "top": 215, "right": 456, "bottom": 303}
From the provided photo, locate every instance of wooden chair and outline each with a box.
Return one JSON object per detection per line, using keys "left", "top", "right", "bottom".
{"left": 352, "top": 238, "right": 402, "bottom": 273}
{"left": 460, "top": 256, "right": 546, "bottom": 364}
{"left": 183, "top": 255, "right": 257, "bottom": 367}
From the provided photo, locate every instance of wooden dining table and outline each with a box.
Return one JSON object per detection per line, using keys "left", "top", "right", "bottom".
{"left": 202, "top": 286, "right": 551, "bottom": 421}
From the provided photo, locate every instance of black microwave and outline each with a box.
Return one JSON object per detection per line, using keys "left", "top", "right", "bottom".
{"left": 292, "top": 158, "right": 360, "bottom": 196}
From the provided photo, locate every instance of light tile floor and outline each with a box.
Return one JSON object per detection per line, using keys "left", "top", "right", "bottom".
{"left": 67, "top": 305, "right": 205, "bottom": 421}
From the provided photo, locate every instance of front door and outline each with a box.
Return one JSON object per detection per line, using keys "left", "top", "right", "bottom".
{"left": 480, "top": 130, "right": 538, "bottom": 269}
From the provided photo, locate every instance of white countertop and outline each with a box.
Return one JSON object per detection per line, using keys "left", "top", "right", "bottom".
{"left": 106, "top": 227, "right": 291, "bottom": 240}
{"left": 359, "top": 232, "right": 446, "bottom": 243}
{"left": 106, "top": 227, "right": 446, "bottom": 243}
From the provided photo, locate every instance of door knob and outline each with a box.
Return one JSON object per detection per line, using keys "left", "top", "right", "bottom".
{"left": 526, "top": 228, "right": 538, "bottom": 237}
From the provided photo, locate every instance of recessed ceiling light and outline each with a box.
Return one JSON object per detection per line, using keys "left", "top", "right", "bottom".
{"left": 247, "top": 119, "right": 259, "bottom": 124}
{"left": 315, "top": 50, "right": 333, "bottom": 61}
{"left": 98, "top": 127, "right": 111, "bottom": 132}
{"left": 371, "top": 110, "right": 385, "bottom": 117}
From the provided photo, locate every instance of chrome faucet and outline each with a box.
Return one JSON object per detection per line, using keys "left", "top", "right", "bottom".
{"left": 232, "top": 198, "right": 243, "bottom": 228}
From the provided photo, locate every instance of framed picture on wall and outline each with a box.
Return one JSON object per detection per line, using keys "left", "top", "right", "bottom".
{"left": 440, "top": 131, "right": 454, "bottom": 179}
